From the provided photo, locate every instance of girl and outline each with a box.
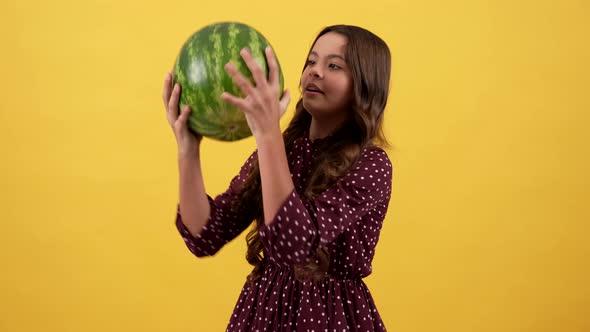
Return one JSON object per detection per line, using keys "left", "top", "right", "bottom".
{"left": 163, "top": 24, "right": 393, "bottom": 331}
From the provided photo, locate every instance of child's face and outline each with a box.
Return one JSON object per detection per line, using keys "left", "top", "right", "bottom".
{"left": 301, "top": 32, "right": 354, "bottom": 119}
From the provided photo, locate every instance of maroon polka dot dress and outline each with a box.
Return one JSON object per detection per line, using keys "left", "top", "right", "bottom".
{"left": 176, "top": 135, "right": 393, "bottom": 331}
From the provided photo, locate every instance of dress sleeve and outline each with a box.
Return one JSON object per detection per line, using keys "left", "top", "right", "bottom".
{"left": 175, "top": 151, "right": 257, "bottom": 257}
{"left": 258, "top": 147, "right": 393, "bottom": 265}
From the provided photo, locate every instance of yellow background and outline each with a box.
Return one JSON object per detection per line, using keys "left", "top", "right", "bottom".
{"left": 1, "top": 0, "right": 588, "bottom": 331}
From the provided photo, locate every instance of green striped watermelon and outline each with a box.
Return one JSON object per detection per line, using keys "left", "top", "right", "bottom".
{"left": 172, "top": 22, "right": 284, "bottom": 141}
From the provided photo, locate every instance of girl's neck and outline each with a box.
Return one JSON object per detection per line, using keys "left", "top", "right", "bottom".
{"left": 308, "top": 113, "right": 350, "bottom": 142}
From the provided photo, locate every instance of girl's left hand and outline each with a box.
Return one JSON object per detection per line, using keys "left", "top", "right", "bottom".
{"left": 221, "top": 46, "right": 291, "bottom": 140}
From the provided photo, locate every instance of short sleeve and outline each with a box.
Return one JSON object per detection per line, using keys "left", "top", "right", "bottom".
{"left": 259, "top": 147, "right": 393, "bottom": 265}
{"left": 176, "top": 151, "right": 258, "bottom": 257}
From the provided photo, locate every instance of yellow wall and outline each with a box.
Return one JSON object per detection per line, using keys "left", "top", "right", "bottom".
{"left": 1, "top": 0, "right": 588, "bottom": 331}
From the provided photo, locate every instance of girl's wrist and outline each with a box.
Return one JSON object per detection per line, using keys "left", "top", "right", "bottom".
{"left": 254, "top": 126, "right": 283, "bottom": 147}
{"left": 178, "top": 146, "right": 200, "bottom": 161}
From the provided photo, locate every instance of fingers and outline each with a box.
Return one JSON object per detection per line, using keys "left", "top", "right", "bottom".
{"left": 279, "top": 89, "right": 291, "bottom": 117}
{"left": 163, "top": 74, "right": 197, "bottom": 143}
{"left": 167, "top": 83, "right": 181, "bottom": 121}
{"left": 239, "top": 48, "right": 267, "bottom": 88}
{"left": 224, "top": 61, "right": 256, "bottom": 99}
{"left": 221, "top": 91, "right": 250, "bottom": 112}
{"left": 179, "top": 104, "right": 191, "bottom": 124}
{"left": 265, "top": 46, "right": 279, "bottom": 86}
{"left": 222, "top": 48, "right": 286, "bottom": 122}
{"left": 162, "top": 72, "right": 173, "bottom": 106}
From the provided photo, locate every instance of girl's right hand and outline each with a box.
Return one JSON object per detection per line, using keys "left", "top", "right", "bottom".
{"left": 162, "top": 72, "right": 202, "bottom": 156}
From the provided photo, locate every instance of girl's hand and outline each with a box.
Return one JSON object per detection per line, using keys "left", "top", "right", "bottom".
{"left": 221, "top": 46, "right": 291, "bottom": 140}
{"left": 162, "top": 72, "right": 202, "bottom": 156}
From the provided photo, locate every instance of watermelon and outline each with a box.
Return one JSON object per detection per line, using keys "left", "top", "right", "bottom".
{"left": 172, "top": 22, "right": 284, "bottom": 141}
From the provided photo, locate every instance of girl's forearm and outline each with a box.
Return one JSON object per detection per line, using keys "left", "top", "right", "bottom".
{"left": 255, "top": 128, "right": 295, "bottom": 225}
{"left": 178, "top": 149, "right": 210, "bottom": 237}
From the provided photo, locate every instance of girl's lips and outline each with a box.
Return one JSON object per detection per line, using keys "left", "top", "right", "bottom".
{"left": 304, "top": 90, "right": 324, "bottom": 96}
{"left": 305, "top": 83, "right": 324, "bottom": 94}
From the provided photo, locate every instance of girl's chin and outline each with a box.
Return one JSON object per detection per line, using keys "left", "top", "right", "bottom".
{"left": 303, "top": 104, "right": 334, "bottom": 118}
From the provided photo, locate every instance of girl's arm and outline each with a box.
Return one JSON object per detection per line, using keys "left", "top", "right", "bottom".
{"left": 176, "top": 151, "right": 259, "bottom": 257}
{"left": 221, "top": 46, "right": 292, "bottom": 225}
{"left": 163, "top": 72, "right": 210, "bottom": 238}
{"left": 255, "top": 128, "right": 295, "bottom": 225}
{"left": 164, "top": 72, "right": 253, "bottom": 257}
{"left": 177, "top": 149, "right": 210, "bottom": 238}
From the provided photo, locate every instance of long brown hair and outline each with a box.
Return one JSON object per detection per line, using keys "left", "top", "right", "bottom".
{"left": 235, "top": 25, "right": 392, "bottom": 285}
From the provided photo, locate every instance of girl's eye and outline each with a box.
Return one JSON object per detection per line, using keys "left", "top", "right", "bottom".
{"left": 307, "top": 60, "right": 316, "bottom": 65}
{"left": 329, "top": 63, "right": 341, "bottom": 69}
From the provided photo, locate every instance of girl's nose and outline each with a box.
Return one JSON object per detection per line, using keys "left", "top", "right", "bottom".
{"left": 309, "top": 66, "right": 323, "bottom": 79}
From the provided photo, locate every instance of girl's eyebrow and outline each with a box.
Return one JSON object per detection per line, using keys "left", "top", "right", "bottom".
{"left": 309, "top": 51, "right": 345, "bottom": 61}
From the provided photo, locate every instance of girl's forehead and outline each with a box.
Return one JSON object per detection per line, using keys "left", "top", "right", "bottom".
{"left": 310, "top": 33, "right": 348, "bottom": 57}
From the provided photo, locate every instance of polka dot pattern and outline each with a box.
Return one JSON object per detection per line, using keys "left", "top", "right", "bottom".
{"left": 175, "top": 135, "right": 393, "bottom": 331}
